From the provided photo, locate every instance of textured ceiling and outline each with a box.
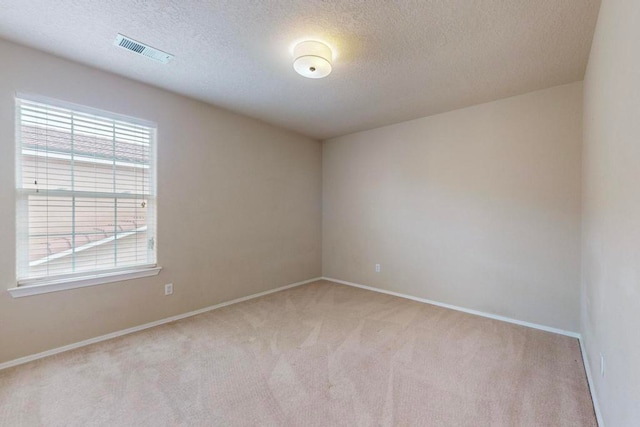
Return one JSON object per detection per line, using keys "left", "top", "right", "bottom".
{"left": 0, "top": 0, "right": 600, "bottom": 139}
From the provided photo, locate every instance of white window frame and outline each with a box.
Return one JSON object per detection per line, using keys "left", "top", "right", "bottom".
{"left": 9, "top": 94, "right": 161, "bottom": 298}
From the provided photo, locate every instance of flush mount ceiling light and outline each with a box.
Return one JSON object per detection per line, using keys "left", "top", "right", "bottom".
{"left": 293, "top": 41, "right": 332, "bottom": 79}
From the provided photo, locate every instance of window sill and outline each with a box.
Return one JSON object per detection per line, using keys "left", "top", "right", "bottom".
{"left": 8, "top": 266, "right": 162, "bottom": 298}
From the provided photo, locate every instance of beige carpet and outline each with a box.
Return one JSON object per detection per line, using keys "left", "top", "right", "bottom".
{"left": 0, "top": 280, "right": 596, "bottom": 426}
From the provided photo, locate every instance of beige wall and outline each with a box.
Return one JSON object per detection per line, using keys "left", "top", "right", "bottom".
{"left": 582, "top": 0, "right": 640, "bottom": 425}
{"left": 323, "top": 82, "right": 583, "bottom": 332}
{"left": 0, "top": 39, "right": 322, "bottom": 364}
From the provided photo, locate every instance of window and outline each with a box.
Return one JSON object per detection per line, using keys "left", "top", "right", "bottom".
{"left": 15, "top": 96, "right": 158, "bottom": 290}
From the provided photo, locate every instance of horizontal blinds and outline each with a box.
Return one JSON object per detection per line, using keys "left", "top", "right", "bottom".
{"left": 16, "top": 97, "right": 157, "bottom": 283}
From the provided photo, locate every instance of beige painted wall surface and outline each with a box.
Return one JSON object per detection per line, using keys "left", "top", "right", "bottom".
{"left": 582, "top": 0, "right": 640, "bottom": 425}
{"left": 323, "top": 82, "right": 583, "bottom": 332}
{"left": 0, "top": 39, "right": 322, "bottom": 364}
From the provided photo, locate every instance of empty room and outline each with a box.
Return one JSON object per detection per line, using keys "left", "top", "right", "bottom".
{"left": 0, "top": 0, "right": 638, "bottom": 426}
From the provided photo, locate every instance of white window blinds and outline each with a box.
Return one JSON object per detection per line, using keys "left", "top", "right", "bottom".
{"left": 16, "top": 96, "right": 157, "bottom": 284}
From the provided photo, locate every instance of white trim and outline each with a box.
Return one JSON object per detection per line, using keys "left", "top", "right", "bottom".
{"left": 321, "top": 277, "right": 580, "bottom": 338}
{"left": 579, "top": 336, "right": 605, "bottom": 426}
{"left": 0, "top": 277, "right": 322, "bottom": 370}
{"left": 8, "top": 266, "right": 162, "bottom": 298}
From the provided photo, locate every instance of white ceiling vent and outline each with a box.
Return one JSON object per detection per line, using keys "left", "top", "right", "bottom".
{"left": 114, "top": 34, "right": 173, "bottom": 64}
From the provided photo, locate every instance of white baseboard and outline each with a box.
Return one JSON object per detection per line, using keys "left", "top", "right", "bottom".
{"left": 0, "top": 277, "right": 322, "bottom": 371}
{"left": 321, "top": 277, "right": 580, "bottom": 338}
{"left": 579, "top": 337, "right": 605, "bottom": 427}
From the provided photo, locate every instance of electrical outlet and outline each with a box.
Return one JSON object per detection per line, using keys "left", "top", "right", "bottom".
{"left": 164, "top": 283, "right": 173, "bottom": 296}
{"left": 375, "top": 263, "right": 381, "bottom": 273}
{"left": 600, "top": 353, "right": 605, "bottom": 377}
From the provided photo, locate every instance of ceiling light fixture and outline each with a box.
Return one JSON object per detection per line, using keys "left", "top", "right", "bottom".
{"left": 293, "top": 41, "right": 332, "bottom": 79}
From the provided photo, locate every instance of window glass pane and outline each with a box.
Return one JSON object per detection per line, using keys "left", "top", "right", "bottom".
{"left": 16, "top": 97, "right": 156, "bottom": 282}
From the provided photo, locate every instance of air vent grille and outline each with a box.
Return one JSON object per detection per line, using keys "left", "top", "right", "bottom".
{"left": 114, "top": 34, "right": 173, "bottom": 64}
